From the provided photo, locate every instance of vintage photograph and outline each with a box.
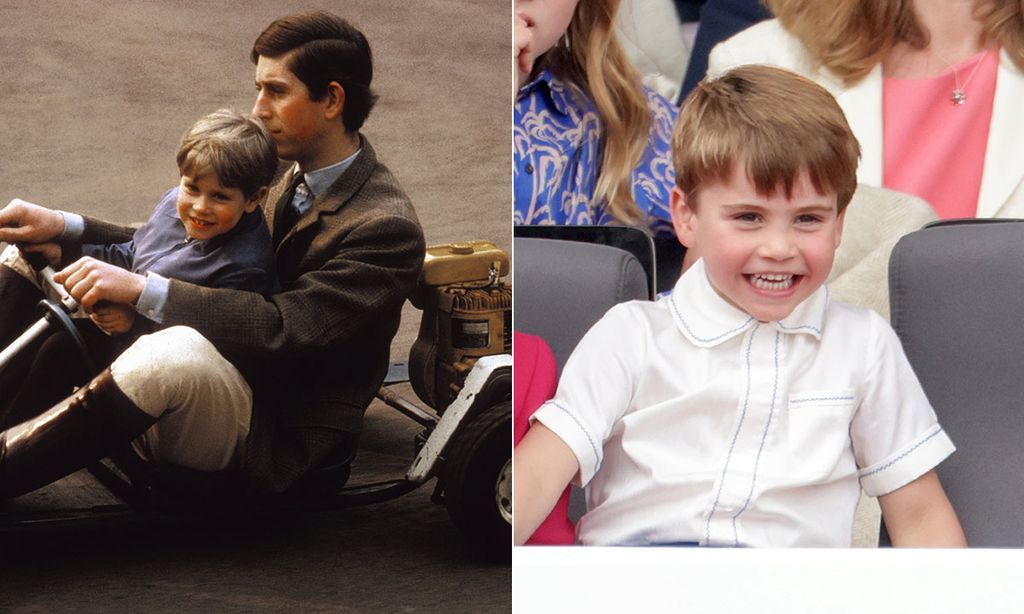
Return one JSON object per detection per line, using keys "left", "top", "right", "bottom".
{"left": 0, "top": 1, "right": 509, "bottom": 611}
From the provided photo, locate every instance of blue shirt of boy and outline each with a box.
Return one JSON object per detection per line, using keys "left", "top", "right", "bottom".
{"left": 514, "top": 69, "right": 678, "bottom": 237}
{"left": 81, "top": 186, "right": 278, "bottom": 302}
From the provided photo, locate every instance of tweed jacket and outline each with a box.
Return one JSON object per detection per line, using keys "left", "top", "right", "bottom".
{"left": 708, "top": 18, "right": 1024, "bottom": 219}
{"left": 80, "top": 137, "right": 425, "bottom": 494}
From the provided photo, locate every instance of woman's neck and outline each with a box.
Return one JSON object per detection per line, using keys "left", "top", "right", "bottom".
{"left": 884, "top": 0, "right": 989, "bottom": 79}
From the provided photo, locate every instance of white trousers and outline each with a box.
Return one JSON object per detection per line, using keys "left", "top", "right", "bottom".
{"left": 112, "top": 326, "right": 252, "bottom": 472}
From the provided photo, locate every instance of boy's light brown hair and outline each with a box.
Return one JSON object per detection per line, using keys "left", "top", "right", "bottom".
{"left": 672, "top": 65, "right": 860, "bottom": 212}
{"left": 176, "top": 109, "right": 278, "bottom": 200}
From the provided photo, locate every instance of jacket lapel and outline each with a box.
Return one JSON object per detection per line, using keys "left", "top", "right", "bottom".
{"left": 274, "top": 137, "right": 379, "bottom": 248}
{"left": 291, "top": 144, "right": 372, "bottom": 237}
{"left": 265, "top": 163, "right": 299, "bottom": 235}
{"left": 977, "top": 49, "right": 1024, "bottom": 218}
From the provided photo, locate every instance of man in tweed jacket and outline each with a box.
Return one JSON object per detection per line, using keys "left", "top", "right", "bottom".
{"left": 0, "top": 12, "right": 425, "bottom": 498}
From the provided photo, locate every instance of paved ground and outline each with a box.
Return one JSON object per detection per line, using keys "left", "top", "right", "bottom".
{"left": 0, "top": 1, "right": 509, "bottom": 612}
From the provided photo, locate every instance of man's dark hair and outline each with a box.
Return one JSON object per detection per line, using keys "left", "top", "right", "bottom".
{"left": 251, "top": 11, "right": 378, "bottom": 133}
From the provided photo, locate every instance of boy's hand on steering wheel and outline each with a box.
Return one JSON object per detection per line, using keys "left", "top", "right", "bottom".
{"left": 90, "top": 302, "right": 136, "bottom": 336}
{"left": 20, "top": 241, "right": 62, "bottom": 268}
{"left": 0, "top": 199, "right": 65, "bottom": 245}
{"left": 54, "top": 256, "right": 147, "bottom": 313}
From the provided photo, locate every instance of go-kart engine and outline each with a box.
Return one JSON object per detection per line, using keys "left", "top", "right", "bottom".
{"left": 408, "top": 241, "right": 511, "bottom": 411}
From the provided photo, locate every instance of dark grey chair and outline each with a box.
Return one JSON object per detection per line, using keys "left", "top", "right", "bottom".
{"left": 514, "top": 234, "right": 652, "bottom": 522}
{"left": 514, "top": 236, "right": 651, "bottom": 375}
{"left": 887, "top": 218, "right": 1024, "bottom": 546}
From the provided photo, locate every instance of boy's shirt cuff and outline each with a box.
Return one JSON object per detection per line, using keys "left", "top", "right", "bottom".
{"left": 135, "top": 271, "right": 169, "bottom": 323}
{"left": 58, "top": 211, "right": 84, "bottom": 241}
{"left": 531, "top": 401, "right": 603, "bottom": 487}
{"left": 858, "top": 425, "right": 956, "bottom": 497}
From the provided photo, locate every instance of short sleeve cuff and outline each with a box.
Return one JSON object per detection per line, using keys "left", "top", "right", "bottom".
{"left": 531, "top": 400, "right": 603, "bottom": 486}
{"left": 59, "top": 211, "right": 84, "bottom": 241}
{"left": 135, "top": 271, "right": 169, "bottom": 323}
{"left": 858, "top": 426, "right": 956, "bottom": 497}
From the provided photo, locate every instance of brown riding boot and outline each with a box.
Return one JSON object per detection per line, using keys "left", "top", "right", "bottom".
{"left": 0, "top": 368, "right": 156, "bottom": 499}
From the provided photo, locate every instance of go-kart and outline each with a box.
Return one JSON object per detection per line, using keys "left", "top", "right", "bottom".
{"left": 0, "top": 241, "right": 512, "bottom": 561}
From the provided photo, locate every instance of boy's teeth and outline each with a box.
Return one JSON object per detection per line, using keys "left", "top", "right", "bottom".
{"left": 751, "top": 273, "right": 795, "bottom": 291}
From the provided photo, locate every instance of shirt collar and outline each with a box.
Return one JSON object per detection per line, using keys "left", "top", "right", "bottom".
{"left": 666, "top": 259, "right": 829, "bottom": 348}
{"left": 517, "top": 69, "right": 580, "bottom": 117}
{"left": 296, "top": 148, "right": 361, "bottom": 198}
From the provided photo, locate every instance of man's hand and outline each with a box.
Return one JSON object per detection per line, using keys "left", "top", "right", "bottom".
{"left": 515, "top": 14, "right": 535, "bottom": 92}
{"left": 20, "top": 241, "right": 62, "bottom": 268}
{"left": 54, "top": 257, "right": 146, "bottom": 312}
{"left": 90, "top": 302, "right": 137, "bottom": 335}
{"left": 0, "top": 199, "right": 65, "bottom": 245}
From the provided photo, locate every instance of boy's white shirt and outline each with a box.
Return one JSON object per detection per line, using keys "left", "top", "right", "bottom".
{"left": 532, "top": 259, "right": 954, "bottom": 547}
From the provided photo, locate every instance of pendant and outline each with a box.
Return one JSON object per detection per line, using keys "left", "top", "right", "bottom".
{"left": 952, "top": 89, "right": 966, "bottom": 105}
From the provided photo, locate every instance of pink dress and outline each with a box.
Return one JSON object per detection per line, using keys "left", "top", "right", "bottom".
{"left": 883, "top": 49, "right": 999, "bottom": 219}
{"left": 513, "top": 332, "right": 575, "bottom": 545}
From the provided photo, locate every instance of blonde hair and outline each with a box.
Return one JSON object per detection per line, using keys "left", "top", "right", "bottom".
{"left": 673, "top": 65, "right": 860, "bottom": 211}
{"left": 537, "top": 0, "right": 652, "bottom": 225}
{"left": 176, "top": 109, "right": 278, "bottom": 199}
{"left": 766, "top": 0, "right": 1024, "bottom": 85}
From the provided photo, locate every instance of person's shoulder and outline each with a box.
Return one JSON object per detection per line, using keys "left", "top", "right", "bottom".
{"left": 641, "top": 84, "right": 679, "bottom": 121}
{"left": 710, "top": 18, "right": 812, "bottom": 78}
{"left": 718, "top": 18, "right": 791, "bottom": 50}
{"left": 353, "top": 154, "right": 422, "bottom": 227}
{"left": 151, "top": 186, "right": 181, "bottom": 216}
{"left": 599, "top": 298, "right": 670, "bottom": 336}
{"left": 823, "top": 297, "right": 893, "bottom": 343}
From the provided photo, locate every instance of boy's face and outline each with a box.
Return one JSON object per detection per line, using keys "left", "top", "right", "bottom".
{"left": 176, "top": 172, "right": 263, "bottom": 241}
{"left": 253, "top": 53, "right": 337, "bottom": 169}
{"left": 671, "top": 164, "right": 845, "bottom": 322}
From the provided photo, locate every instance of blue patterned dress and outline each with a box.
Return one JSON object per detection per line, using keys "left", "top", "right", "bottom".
{"left": 513, "top": 70, "right": 678, "bottom": 237}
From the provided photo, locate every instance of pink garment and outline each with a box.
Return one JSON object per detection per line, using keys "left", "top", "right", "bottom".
{"left": 513, "top": 331, "right": 575, "bottom": 545}
{"left": 883, "top": 49, "right": 999, "bottom": 219}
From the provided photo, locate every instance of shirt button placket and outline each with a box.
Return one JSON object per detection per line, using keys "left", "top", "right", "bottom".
{"left": 705, "top": 324, "right": 778, "bottom": 546}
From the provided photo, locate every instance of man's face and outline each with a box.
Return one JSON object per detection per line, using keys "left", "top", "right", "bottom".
{"left": 253, "top": 53, "right": 331, "bottom": 168}
{"left": 176, "top": 172, "right": 260, "bottom": 241}
{"left": 671, "top": 164, "right": 845, "bottom": 322}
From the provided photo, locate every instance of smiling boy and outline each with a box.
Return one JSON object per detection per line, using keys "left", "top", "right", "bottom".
{"left": 514, "top": 65, "right": 966, "bottom": 547}
{"left": 61, "top": 109, "right": 279, "bottom": 336}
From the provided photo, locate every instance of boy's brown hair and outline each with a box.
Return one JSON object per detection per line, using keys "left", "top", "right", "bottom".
{"left": 176, "top": 109, "right": 278, "bottom": 200}
{"left": 672, "top": 65, "right": 860, "bottom": 211}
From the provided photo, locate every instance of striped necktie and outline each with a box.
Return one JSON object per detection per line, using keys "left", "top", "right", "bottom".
{"left": 274, "top": 172, "right": 310, "bottom": 246}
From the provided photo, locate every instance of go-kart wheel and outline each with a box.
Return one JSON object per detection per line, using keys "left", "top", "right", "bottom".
{"left": 444, "top": 399, "right": 511, "bottom": 561}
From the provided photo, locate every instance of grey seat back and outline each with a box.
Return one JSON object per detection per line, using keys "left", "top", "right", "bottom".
{"left": 889, "top": 219, "right": 1024, "bottom": 546}
{"left": 514, "top": 237, "right": 650, "bottom": 373}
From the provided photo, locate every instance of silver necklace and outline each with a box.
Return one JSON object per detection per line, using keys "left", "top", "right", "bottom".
{"left": 940, "top": 51, "right": 985, "bottom": 106}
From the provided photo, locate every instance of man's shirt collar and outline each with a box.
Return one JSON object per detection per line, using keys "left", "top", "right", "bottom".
{"left": 296, "top": 148, "right": 362, "bottom": 198}
{"left": 666, "top": 258, "right": 828, "bottom": 348}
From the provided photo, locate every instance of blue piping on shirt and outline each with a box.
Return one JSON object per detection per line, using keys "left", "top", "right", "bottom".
{"left": 705, "top": 322, "right": 759, "bottom": 544}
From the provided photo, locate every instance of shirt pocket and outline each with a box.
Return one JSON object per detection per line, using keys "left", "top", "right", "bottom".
{"left": 781, "top": 389, "right": 858, "bottom": 480}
